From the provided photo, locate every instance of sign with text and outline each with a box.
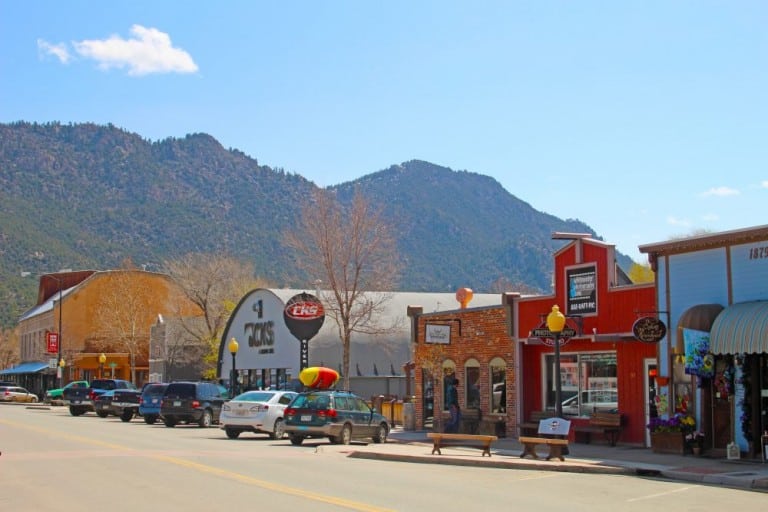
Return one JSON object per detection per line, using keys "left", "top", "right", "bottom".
{"left": 566, "top": 264, "right": 597, "bottom": 316}
{"left": 46, "top": 332, "right": 59, "bottom": 354}
{"left": 425, "top": 324, "right": 451, "bottom": 344}
{"left": 632, "top": 317, "right": 667, "bottom": 343}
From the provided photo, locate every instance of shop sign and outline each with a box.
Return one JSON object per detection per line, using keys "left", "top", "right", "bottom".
{"left": 566, "top": 264, "right": 597, "bottom": 316}
{"left": 425, "top": 324, "right": 451, "bottom": 344}
{"left": 46, "top": 331, "right": 59, "bottom": 353}
{"left": 632, "top": 316, "right": 667, "bottom": 343}
{"left": 283, "top": 292, "right": 325, "bottom": 341}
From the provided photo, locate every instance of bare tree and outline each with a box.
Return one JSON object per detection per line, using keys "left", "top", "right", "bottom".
{"left": 93, "top": 270, "right": 155, "bottom": 383}
{"left": 285, "top": 188, "right": 401, "bottom": 389}
{"left": 419, "top": 343, "right": 447, "bottom": 432}
{"left": 163, "top": 253, "right": 264, "bottom": 379}
{"left": 0, "top": 327, "right": 19, "bottom": 370}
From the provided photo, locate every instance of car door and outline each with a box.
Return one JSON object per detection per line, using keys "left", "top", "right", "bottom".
{"left": 208, "top": 383, "right": 225, "bottom": 420}
{"left": 353, "top": 397, "right": 375, "bottom": 436}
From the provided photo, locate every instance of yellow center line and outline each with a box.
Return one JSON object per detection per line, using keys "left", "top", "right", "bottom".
{"left": 1, "top": 418, "right": 394, "bottom": 512}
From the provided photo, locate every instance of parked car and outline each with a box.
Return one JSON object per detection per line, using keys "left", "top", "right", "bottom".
{"left": 45, "top": 380, "right": 89, "bottom": 404}
{"left": 0, "top": 386, "right": 39, "bottom": 403}
{"left": 63, "top": 378, "right": 137, "bottom": 416}
{"left": 110, "top": 388, "right": 142, "bottom": 422}
{"left": 283, "top": 389, "right": 389, "bottom": 445}
{"left": 93, "top": 390, "right": 116, "bottom": 417}
{"left": 220, "top": 390, "right": 297, "bottom": 439}
{"left": 160, "top": 381, "right": 227, "bottom": 428}
{"left": 139, "top": 382, "right": 168, "bottom": 424}
{"left": 561, "top": 389, "right": 618, "bottom": 416}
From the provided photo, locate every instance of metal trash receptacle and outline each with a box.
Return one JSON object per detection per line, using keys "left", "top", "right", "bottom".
{"left": 403, "top": 402, "right": 416, "bottom": 431}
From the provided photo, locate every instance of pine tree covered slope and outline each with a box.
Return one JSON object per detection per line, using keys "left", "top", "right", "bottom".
{"left": 0, "top": 122, "right": 625, "bottom": 328}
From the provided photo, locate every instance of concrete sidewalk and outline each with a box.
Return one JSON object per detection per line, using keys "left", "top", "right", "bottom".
{"left": 348, "top": 428, "right": 768, "bottom": 492}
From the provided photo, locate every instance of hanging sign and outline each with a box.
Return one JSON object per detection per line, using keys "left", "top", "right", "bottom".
{"left": 632, "top": 317, "right": 667, "bottom": 343}
{"left": 46, "top": 332, "right": 59, "bottom": 353}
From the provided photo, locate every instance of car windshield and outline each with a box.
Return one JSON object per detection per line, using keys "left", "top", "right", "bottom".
{"left": 233, "top": 391, "right": 275, "bottom": 402}
{"left": 142, "top": 384, "right": 167, "bottom": 396}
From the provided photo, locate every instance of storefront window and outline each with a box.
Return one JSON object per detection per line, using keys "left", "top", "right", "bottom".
{"left": 545, "top": 352, "right": 617, "bottom": 416}
{"left": 465, "top": 359, "right": 480, "bottom": 409}
{"left": 490, "top": 357, "right": 506, "bottom": 413}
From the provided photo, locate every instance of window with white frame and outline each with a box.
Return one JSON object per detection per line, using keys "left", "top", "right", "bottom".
{"left": 545, "top": 352, "right": 617, "bottom": 416}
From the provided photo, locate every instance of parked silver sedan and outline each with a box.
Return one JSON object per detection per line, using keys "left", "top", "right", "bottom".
{"left": 220, "top": 390, "right": 297, "bottom": 439}
{"left": 0, "top": 386, "right": 39, "bottom": 403}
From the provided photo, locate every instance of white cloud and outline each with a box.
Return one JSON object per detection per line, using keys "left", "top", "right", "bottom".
{"left": 37, "top": 39, "right": 72, "bottom": 64}
{"left": 666, "top": 216, "right": 690, "bottom": 227}
{"left": 701, "top": 213, "right": 719, "bottom": 222}
{"left": 762, "top": 180, "right": 768, "bottom": 189}
{"left": 700, "top": 186, "right": 739, "bottom": 197}
{"left": 71, "top": 25, "right": 198, "bottom": 76}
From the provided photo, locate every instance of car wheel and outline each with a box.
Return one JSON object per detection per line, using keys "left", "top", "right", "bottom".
{"left": 225, "top": 428, "right": 241, "bottom": 439}
{"left": 144, "top": 414, "right": 158, "bottom": 425}
{"left": 31, "top": 396, "right": 38, "bottom": 403}
{"left": 164, "top": 419, "right": 177, "bottom": 428}
{"left": 198, "top": 409, "right": 212, "bottom": 428}
{"left": 120, "top": 410, "right": 134, "bottom": 422}
{"left": 270, "top": 418, "right": 285, "bottom": 440}
{"left": 372, "top": 423, "right": 389, "bottom": 443}
{"left": 96, "top": 410, "right": 109, "bottom": 418}
{"left": 339, "top": 424, "right": 352, "bottom": 445}
{"left": 289, "top": 434, "right": 304, "bottom": 446}
{"left": 69, "top": 406, "right": 85, "bottom": 416}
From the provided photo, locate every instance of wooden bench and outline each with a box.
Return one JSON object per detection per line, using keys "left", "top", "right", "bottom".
{"left": 518, "top": 436, "right": 570, "bottom": 461}
{"left": 573, "top": 411, "right": 623, "bottom": 446}
{"left": 519, "top": 416, "right": 571, "bottom": 461}
{"left": 518, "top": 411, "right": 549, "bottom": 436}
{"left": 427, "top": 432, "right": 498, "bottom": 457}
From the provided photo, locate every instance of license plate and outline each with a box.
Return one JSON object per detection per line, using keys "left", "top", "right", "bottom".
{"left": 236, "top": 409, "right": 248, "bottom": 416}
{"left": 301, "top": 415, "right": 312, "bottom": 422}
{"left": 72, "top": 400, "right": 82, "bottom": 404}
{"left": 174, "top": 400, "right": 181, "bottom": 407}
{"left": 151, "top": 398, "right": 158, "bottom": 404}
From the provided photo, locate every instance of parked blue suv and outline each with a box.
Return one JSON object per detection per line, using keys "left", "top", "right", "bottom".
{"left": 139, "top": 382, "right": 168, "bottom": 424}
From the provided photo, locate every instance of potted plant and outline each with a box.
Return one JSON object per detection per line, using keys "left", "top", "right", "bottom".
{"left": 647, "top": 413, "right": 695, "bottom": 454}
{"left": 685, "top": 430, "right": 705, "bottom": 455}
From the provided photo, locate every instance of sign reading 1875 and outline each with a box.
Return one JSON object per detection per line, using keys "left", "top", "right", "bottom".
{"left": 748, "top": 246, "right": 768, "bottom": 260}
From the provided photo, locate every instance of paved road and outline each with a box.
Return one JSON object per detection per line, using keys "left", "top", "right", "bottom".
{"left": 1, "top": 404, "right": 765, "bottom": 511}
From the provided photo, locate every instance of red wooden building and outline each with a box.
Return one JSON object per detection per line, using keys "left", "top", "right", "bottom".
{"left": 409, "top": 234, "right": 658, "bottom": 445}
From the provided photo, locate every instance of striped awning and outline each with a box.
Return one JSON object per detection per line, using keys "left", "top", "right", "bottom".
{"left": 709, "top": 301, "right": 768, "bottom": 355}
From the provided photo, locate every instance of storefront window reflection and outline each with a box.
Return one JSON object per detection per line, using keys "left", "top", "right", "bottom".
{"left": 490, "top": 357, "right": 506, "bottom": 413}
{"left": 546, "top": 352, "right": 617, "bottom": 416}
{"left": 442, "top": 360, "right": 456, "bottom": 411}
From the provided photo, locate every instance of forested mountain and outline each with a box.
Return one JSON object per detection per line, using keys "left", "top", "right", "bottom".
{"left": 0, "top": 122, "right": 627, "bottom": 329}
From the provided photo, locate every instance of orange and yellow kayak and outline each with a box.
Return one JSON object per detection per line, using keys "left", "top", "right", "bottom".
{"left": 299, "top": 366, "right": 340, "bottom": 389}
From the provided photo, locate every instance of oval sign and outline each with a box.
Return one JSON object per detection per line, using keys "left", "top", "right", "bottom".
{"left": 632, "top": 317, "right": 667, "bottom": 343}
{"left": 283, "top": 292, "right": 325, "bottom": 341}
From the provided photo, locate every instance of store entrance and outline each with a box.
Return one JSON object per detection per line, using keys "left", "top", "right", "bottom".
{"left": 711, "top": 357, "right": 733, "bottom": 451}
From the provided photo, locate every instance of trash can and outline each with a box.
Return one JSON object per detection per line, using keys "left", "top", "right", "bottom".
{"left": 403, "top": 402, "right": 415, "bottom": 431}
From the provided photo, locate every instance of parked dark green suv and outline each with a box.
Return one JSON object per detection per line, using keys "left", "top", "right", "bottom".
{"left": 283, "top": 390, "right": 389, "bottom": 445}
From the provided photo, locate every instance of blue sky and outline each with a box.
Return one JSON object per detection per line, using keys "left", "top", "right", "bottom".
{"left": 2, "top": 2, "right": 766, "bottom": 263}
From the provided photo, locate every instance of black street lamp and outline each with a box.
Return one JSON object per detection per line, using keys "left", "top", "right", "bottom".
{"left": 228, "top": 337, "right": 239, "bottom": 398}
{"left": 546, "top": 305, "right": 566, "bottom": 418}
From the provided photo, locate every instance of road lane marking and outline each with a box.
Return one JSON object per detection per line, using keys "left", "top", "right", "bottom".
{"left": 627, "top": 486, "right": 694, "bottom": 502}
{"left": 1, "top": 418, "right": 394, "bottom": 512}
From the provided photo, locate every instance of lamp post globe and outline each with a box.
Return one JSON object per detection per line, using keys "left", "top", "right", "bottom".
{"left": 99, "top": 353, "right": 106, "bottom": 379}
{"left": 228, "top": 338, "right": 239, "bottom": 398}
{"left": 546, "top": 305, "right": 566, "bottom": 418}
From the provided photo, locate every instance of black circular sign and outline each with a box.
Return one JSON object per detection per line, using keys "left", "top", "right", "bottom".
{"left": 632, "top": 317, "right": 667, "bottom": 343}
{"left": 283, "top": 292, "right": 325, "bottom": 341}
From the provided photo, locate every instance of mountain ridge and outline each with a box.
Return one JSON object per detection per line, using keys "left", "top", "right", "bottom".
{"left": 0, "top": 121, "right": 629, "bottom": 329}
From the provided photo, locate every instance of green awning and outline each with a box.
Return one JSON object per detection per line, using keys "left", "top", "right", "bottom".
{"left": 709, "top": 301, "right": 768, "bottom": 355}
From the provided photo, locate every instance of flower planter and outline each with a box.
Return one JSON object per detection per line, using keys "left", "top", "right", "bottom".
{"left": 651, "top": 431, "right": 686, "bottom": 454}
